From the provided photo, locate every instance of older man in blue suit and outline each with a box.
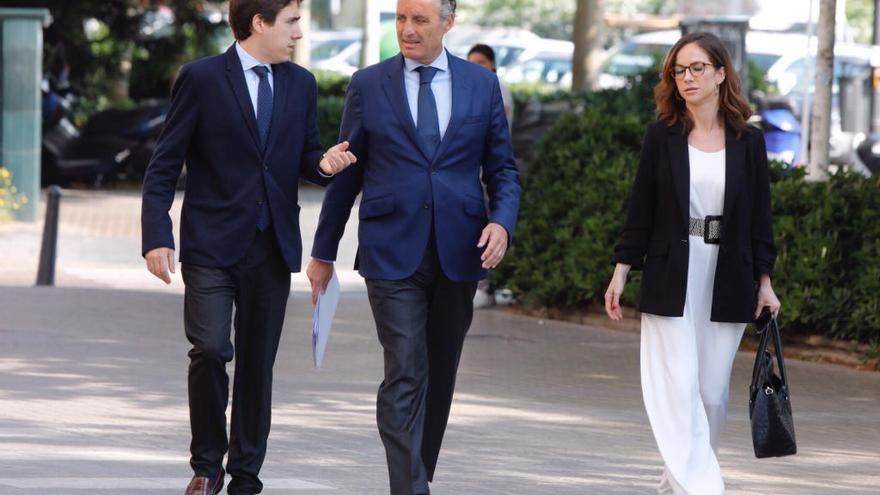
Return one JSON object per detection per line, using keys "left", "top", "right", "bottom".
{"left": 140, "top": 1, "right": 355, "bottom": 493}
{"left": 307, "top": 0, "right": 520, "bottom": 493}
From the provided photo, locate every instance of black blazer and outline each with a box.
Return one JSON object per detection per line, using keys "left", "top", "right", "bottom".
{"left": 141, "top": 45, "right": 330, "bottom": 272}
{"left": 612, "top": 120, "right": 776, "bottom": 323}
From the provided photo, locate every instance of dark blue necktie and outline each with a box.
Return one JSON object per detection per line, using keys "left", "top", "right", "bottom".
{"left": 252, "top": 65, "right": 272, "bottom": 231}
{"left": 252, "top": 65, "right": 273, "bottom": 149}
{"left": 415, "top": 66, "right": 440, "bottom": 158}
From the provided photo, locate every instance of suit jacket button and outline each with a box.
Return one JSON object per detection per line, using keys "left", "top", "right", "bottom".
{"left": 263, "top": 165, "right": 269, "bottom": 171}
{"left": 423, "top": 203, "right": 430, "bottom": 209}
{"left": 681, "top": 238, "right": 688, "bottom": 243}
{"left": 257, "top": 199, "right": 264, "bottom": 205}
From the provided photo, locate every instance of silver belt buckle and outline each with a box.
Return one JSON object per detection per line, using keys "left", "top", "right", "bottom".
{"left": 703, "top": 215, "right": 723, "bottom": 244}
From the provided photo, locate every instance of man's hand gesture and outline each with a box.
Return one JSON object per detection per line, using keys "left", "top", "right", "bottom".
{"left": 320, "top": 141, "right": 357, "bottom": 175}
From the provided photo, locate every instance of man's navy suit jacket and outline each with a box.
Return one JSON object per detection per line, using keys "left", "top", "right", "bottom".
{"left": 312, "top": 51, "right": 521, "bottom": 282}
{"left": 142, "top": 45, "right": 330, "bottom": 272}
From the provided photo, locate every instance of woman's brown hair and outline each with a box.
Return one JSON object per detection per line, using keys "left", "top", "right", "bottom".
{"left": 654, "top": 32, "right": 752, "bottom": 137}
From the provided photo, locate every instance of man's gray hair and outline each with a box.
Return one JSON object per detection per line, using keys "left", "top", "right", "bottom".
{"left": 440, "top": 0, "right": 456, "bottom": 18}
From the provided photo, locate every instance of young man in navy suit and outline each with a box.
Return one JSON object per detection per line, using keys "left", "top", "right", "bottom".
{"left": 141, "top": 1, "right": 355, "bottom": 493}
{"left": 307, "top": 0, "right": 520, "bottom": 493}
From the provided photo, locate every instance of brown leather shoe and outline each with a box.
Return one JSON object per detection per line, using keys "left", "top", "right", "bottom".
{"left": 184, "top": 469, "right": 224, "bottom": 495}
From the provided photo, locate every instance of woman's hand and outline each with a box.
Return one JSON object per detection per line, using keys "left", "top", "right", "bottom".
{"left": 605, "top": 263, "right": 631, "bottom": 321}
{"left": 754, "top": 273, "right": 781, "bottom": 319}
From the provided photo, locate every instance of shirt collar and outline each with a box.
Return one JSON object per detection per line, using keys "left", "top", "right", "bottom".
{"left": 236, "top": 42, "right": 272, "bottom": 75}
{"left": 404, "top": 48, "right": 449, "bottom": 74}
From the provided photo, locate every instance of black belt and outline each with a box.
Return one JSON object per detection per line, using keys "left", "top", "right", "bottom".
{"left": 688, "top": 215, "right": 723, "bottom": 244}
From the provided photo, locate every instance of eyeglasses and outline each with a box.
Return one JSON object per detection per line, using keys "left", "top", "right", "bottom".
{"left": 671, "top": 61, "right": 715, "bottom": 79}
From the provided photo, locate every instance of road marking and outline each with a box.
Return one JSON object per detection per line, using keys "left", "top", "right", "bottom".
{"left": 0, "top": 478, "right": 333, "bottom": 490}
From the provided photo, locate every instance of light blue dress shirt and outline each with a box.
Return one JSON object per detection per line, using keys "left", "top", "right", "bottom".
{"left": 403, "top": 49, "right": 452, "bottom": 139}
{"left": 236, "top": 42, "right": 273, "bottom": 116}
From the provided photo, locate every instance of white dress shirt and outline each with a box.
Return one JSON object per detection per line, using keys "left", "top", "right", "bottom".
{"left": 236, "top": 42, "right": 273, "bottom": 116}
{"left": 403, "top": 49, "right": 452, "bottom": 139}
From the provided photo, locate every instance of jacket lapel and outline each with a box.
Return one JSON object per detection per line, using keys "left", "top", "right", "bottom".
{"left": 667, "top": 123, "right": 690, "bottom": 228}
{"left": 264, "top": 62, "right": 290, "bottom": 154}
{"left": 382, "top": 54, "right": 431, "bottom": 162}
{"left": 224, "top": 46, "right": 262, "bottom": 153}
{"left": 723, "top": 127, "right": 745, "bottom": 222}
{"left": 432, "top": 52, "right": 470, "bottom": 163}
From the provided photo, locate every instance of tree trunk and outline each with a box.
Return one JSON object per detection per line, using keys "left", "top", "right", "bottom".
{"left": 294, "top": 0, "right": 312, "bottom": 67}
{"left": 108, "top": 42, "right": 133, "bottom": 103}
{"left": 808, "top": 0, "right": 835, "bottom": 181}
{"left": 360, "top": 0, "right": 380, "bottom": 67}
{"left": 571, "top": 0, "right": 603, "bottom": 92}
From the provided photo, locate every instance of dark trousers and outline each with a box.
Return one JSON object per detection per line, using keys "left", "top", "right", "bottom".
{"left": 181, "top": 227, "right": 291, "bottom": 494}
{"left": 365, "top": 239, "right": 478, "bottom": 495}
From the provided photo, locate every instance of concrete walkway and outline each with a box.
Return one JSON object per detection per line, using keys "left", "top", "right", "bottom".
{"left": 1, "top": 188, "right": 878, "bottom": 494}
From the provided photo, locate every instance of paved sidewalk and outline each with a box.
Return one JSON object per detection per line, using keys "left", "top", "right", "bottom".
{"left": 1, "top": 188, "right": 879, "bottom": 494}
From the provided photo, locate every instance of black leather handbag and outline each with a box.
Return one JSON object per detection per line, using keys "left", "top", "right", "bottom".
{"left": 749, "top": 311, "right": 797, "bottom": 458}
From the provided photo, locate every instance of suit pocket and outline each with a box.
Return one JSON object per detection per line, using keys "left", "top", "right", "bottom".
{"left": 462, "top": 114, "right": 489, "bottom": 125}
{"left": 359, "top": 193, "right": 395, "bottom": 220}
{"left": 463, "top": 195, "right": 486, "bottom": 217}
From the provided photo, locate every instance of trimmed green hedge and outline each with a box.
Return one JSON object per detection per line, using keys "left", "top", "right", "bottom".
{"left": 493, "top": 98, "right": 644, "bottom": 309}
{"left": 494, "top": 96, "right": 880, "bottom": 345}
{"left": 771, "top": 171, "right": 880, "bottom": 342}
{"left": 314, "top": 71, "right": 349, "bottom": 149}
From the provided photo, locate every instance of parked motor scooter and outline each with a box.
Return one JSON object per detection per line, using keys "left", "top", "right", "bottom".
{"left": 751, "top": 91, "right": 802, "bottom": 167}
{"left": 853, "top": 134, "right": 880, "bottom": 176}
{"left": 41, "top": 77, "right": 168, "bottom": 187}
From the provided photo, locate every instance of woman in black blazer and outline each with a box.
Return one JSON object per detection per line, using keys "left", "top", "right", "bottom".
{"left": 604, "top": 32, "right": 781, "bottom": 494}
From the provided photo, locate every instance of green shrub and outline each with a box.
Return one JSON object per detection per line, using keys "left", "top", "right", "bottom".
{"left": 313, "top": 71, "right": 350, "bottom": 148}
{"left": 771, "top": 172, "right": 880, "bottom": 343}
{"left": 313, "top": 70, "right": 350, "bottom": 98}
{"left": 493, "top": 101, "right": 644, "bottom": 308}
{"left": 495, "top": 95, "right": 880, "bottom": 344}
{"left": 316, "top": 95, "right": 346, "bottom": 150}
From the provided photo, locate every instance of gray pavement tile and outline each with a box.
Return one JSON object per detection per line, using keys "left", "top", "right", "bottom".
{"left": 2, "top": 189, "right": 879, "bottom": 494}
{"left": 1, "top": 286, "right": 879, "bottom": 494}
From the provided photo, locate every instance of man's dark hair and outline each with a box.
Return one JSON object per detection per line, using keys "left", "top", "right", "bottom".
{"left": 228, "top": 0, "right": 300, "bottom": 41}
{"left": 467, "top": 44, "right": 495, "bottom": 64}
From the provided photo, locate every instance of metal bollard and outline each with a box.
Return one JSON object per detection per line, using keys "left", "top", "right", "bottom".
{"left": 36, "top": 185, "right": 62, "bottom": 286}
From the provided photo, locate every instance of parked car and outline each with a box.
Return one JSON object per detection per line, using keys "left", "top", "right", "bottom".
{"left": 498, "top": 41, "right": 575, "bottom": 88}
{"left": 444, "top": 25, "right": 544, "bottom": 68}
{"left": 597, "top": 29, "right": 807, "bottom": 90}
{"left": 310, "top": 29, "right": 362, "bottom": 76}
{"left": 764, "top": 42, "right": 875, "bottom": 168}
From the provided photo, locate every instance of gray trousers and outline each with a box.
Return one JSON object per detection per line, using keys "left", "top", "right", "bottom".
{"left": 365, "top": 239, "right": 477, "bottom": 495}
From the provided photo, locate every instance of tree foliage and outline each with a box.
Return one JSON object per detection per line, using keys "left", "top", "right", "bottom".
{"left": 8, "top": 0, "right": 227, "bottom": 104}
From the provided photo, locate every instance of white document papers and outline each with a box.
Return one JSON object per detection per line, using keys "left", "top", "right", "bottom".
{"left": 312, "top": 270, "right": 340, "bottom": 369}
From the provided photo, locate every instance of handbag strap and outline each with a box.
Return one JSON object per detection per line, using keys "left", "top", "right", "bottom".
{"left": 768, "top": 315, "right": 791, "bottom": 398}
{"left": 749, "top": 316, "right": 772, "bottom": 395}
{"left": 750, "top": 314, "right": 791, "bottom": 399}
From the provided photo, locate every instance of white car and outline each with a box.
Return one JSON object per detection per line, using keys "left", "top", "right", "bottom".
{"left": 597, "top": 29, "right": 807, "bottom": 90}
{"left": 497, "top": 40, "right": 575, "bottom": 88}
{"left": 310, "top": 29, "right": 362, "bottom": 76}
{"left": 444, "top": 25, "right": 544, "bottom": 68}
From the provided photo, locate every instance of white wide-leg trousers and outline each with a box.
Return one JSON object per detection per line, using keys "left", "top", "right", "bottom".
{"left": 640, "top": 241, "right": 746, "bottom": 495}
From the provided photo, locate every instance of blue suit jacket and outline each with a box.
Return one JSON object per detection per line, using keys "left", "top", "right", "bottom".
{"left": 312, "top": 52, "right": 521, "bottom": 281}
{"left": 141, "top": 45, "right": 330, "bottom": 272}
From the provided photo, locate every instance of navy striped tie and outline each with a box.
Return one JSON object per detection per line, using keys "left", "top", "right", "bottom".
{"left": 415, "top": 66, "right": 440, "bottom": 158}
{"left": 252, "top": 65, "right": 272, "bottom": 231}
{"left": 252, "top": 65, "right": 273, "bottom": 148}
